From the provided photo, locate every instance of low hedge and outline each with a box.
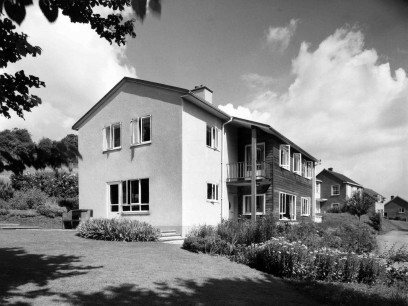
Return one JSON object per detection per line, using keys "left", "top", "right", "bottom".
{"left": 77, "top": 218, "right": 160, "bottom": 242}
{"left": 36, "top": 205, "right": 66, "bottom": 218}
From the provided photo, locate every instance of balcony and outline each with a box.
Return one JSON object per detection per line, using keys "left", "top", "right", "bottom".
{"left": 226, "top": 162, "right": 272, "bottom": 186}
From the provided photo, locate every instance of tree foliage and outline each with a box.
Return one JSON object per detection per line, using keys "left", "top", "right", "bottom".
{"left": 0, "top": 128, "right": 80, "bottom": 174}
{"left": 344, "top": 192, "right": 375, "bottom": 221}
{"left": 0, "top": 0, "right": 161, "bottom": 119}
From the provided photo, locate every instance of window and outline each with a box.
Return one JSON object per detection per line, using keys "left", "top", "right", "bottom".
{"left": 399, "top": 208, "right": 405, "bottom": 213}
{"left": 301, "top": 197, "right": 310, "bottom": 216}
{"left": 109, "top": 183, "right": 120, "bottom": 212}
{"left": 243, "top": 194, "right": 265, "bottom": 215}
{"left": 207, "top": 183, "right": 219, "bottom": 201}
{"left": 279, "top": 192, "right": 296, "bottom": 220}
{"left": 293, "top": 153, "right": 301, "bottom": 175}
{"left": 131, "top": 116, "right": 151, "bottom": 145}
{"left": 305, "top": 161, "right": 313, "bottom": 179}
{"left": 316, "top": 183, "right": 321, "bottom": 195}
{"left": 331, "top": 185, "right": 340, "bottom": 196}
{"left": 206, "top": 125, "right": 219, "bottom": 149}
{"left": 121, "top": 178, "right": 149, "bottom": 212}
{"left": 103, "top": 123, "right": 121, "bottom": 151}
{"left": 279, "top": 145, "right": 290, "bottom": 170}
{"left": 331, "top": 203, "right": 340, "bottom": 209}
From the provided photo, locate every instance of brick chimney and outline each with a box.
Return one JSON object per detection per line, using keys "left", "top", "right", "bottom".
{"left": 391, "top": 195, "right": 394, "bottom": 200}
{"left": 328, "top": 167, "right": 333, "bottom": 171}
{"left": 191, "top": 85, "right": 213, "bottom": 104}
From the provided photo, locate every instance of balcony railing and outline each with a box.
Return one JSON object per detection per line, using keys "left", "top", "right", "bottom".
{"left": 226, "top": 162, "right": 271, "bottom": 183}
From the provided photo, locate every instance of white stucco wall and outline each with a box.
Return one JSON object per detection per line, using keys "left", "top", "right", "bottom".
{"left": 223, "top": 125, "right": 239, "bottom": 220}
{"left": 77, "top": 82, "right": 183, "bottom": 231}
{"left": 181, "top": 101, "right": 224, "bottom": 235}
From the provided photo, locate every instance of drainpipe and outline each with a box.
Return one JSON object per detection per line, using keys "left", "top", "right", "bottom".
{"left": 220, "top": 116, "right": 234, "bottom": 222}
{"left": 311, "top": 162, "right": 316, "bottom": 222}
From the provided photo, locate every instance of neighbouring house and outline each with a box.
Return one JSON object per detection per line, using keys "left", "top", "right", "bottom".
{"left": 316, "top": 168, "right": 363, "bottom": 212}
{"left": 384, "top": 196, "right": 408, "bottom": 221}
{"left": 364, "top": 188, "right": 386, "bottom": 216}
{"left": 72, "top": 77, "right": 319, "bottom": 236}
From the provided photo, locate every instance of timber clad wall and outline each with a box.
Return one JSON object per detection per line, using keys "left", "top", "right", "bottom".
{"left": 236, "top": 128, "right": 313, "bottom": 220}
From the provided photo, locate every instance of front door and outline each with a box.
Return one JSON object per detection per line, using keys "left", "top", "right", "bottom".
{"left": 107, "top": 182, "right": 121, "bottom": 218}
{"left": 245, "top": 143, "right": 265, "bottom": 179}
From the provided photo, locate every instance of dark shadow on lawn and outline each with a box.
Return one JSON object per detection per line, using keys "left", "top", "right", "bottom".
{"left": 0, "top": 247, "right": 102, "bottom": 304}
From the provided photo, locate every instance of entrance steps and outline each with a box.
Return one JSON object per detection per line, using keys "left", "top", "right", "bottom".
{"left": 158, "top": 230, "right": 184, "bottom": 244}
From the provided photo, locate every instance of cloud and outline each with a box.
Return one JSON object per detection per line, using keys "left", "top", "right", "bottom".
{"left": 266, "top": 19, "right": 299, "bottom": 51}
{"left": 241, "top": 73, "right": 275, "bottom": 89}
{"left": 220, "top": 28, "right": 408, "bottom": 198}
{"left": 0, "top": 4, "right": 137, "bottom": 141}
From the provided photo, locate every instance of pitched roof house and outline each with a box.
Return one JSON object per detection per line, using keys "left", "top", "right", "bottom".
{"left": 72, "top": 77, "right": 319, "bottom": 236}
{"left": 364, "top": 188, "right": 386, "bottom": 215}
{"left": 316, "top": 168, "right": 363, "bottom": 212}
{"left": 384, "top": 196, "right": 408, "bottom": 221}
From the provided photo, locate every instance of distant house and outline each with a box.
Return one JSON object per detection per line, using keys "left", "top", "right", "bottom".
{"left": 316, "top": 168, "right": 363, "bottom": 212}
{"left": 384, "top": 196, "right": 408, "bottom": 221}
{"left": 72, "top": 78, "right": 320, "bottom": 235}
{"left": 364, "top": 188, "right": 386, "bottom": 216}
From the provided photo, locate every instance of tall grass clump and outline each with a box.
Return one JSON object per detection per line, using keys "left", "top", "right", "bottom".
{"left": 77, "top": 218, "right": 160, "bottom": 242}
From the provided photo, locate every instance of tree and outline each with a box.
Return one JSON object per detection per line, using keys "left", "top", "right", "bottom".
{"left": 0, "top": 0, "right": 161, "bottom": 119}
{"left": 344, "top": 192, "right": 375, "bottom": 221}
{"left": 0, "top": 128, "right": 36, "bottom": 174}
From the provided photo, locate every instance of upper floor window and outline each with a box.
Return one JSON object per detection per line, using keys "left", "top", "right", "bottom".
{"left": 279, "top": 192, "right": 296, "bottom": 220}
{"left": 103, "top": 122, "right": 121, "bottom": 151}
{"left": 305, "top": 161, "right": 313, "bottom": 179}
{"left": 301, "top": 197, "right": 310, "bottom": 216}
{"left": 243, "top": 194, "right": 265, "bottom": 215}
{"left": 331, "top": 184, "right": 340, "bottom": 196}
{"left": 293, "top": 153, "right": 301, "bottom": 175}
{"left": 399, "top": 208, "right": 405, "bottom": 214}
{"left": 131, "top": 115, "right": 151, "bottom": 146}
{"left": 316, "top": 183, "right": 321, "bottom": 195}
{"left": 279, "top": 145, "right": 290, "bottom": 170}
{"left": 207, "top": 183, "right": 219, "bottom": 201}
{"left": 206, "top": 125, "right": 219, "bottom": 149}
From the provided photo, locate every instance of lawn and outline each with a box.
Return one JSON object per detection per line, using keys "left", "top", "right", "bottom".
{"left": 0, "top": 230, "right": 325, "bottom": 306}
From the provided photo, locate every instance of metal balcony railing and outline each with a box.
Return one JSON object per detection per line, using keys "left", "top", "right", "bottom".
{"left": 226, "top": 162, "right": 271, "bottom": 182}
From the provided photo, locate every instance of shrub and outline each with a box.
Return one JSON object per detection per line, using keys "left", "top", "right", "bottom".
{"left": 0, "top": 180, "right": 14, "bottom": 201}
{"left": 37, "top": 204, "right": 66, "bottom": 218}
{"left": 0, "top": 198, "right": 10, "bottom": 209}
{"left": 8, "top": 188, "right": 49, "bottom": 210}
{"left": 77, "top": 218, "right": 160, "bottom": 242}
{"left": 57, "top": 197, "right": 79, "bottom": 211}
{"left": 0, "top": 208, "right": 9, "bottom": 215}
{"left": 369, "top": 212, "right": 383, "bottom": 232}
{"left": 11, "top": 171, "right": 78, "bottom": 198}
{"left": 182, "top": 236, "right": 232, "bottom": 255}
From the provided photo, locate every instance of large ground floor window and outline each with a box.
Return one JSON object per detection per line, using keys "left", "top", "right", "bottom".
{"left": 243, "top": 194, "right": 265, "bottom": 215}
{"left": 279, "top": 192, "right": 296, "bottom": 220}
{"left": 107, "top": 179, "right": 149, "bottom": 214}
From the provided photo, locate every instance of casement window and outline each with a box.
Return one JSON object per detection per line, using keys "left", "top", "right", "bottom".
{"left": 279, "top": 145, "right": 290, "bottom": 170}
{"left": 207, "top": 183, "right": 219, "bottom": 201}
{"left": 131, "top": 115, "right": 152, "bottom": 145}
{"left": 399, "top": 208, "right": 405, "bottom": 213}
{"left": 279, "top": 192, "right": 296, "bottom": 220}
{"left": 331, "top": 185, "right": 340, "bottom": 196}
{"left": 108, "top": 183, "right": 120, "bottom": 212}
{"left": 293, "top": 153, "right": 301, "bottom": 175}
{"left": 243, "top": 194, "right": 265, "bottom": 215}
{"left": 331, "top": 203, "right": 340, "bottom": 209}
{"left": 122, "top": 178, "right": 149, "bottom": 212}
{"left": 103, "top": 123, "right": 121, "bottom": 151}
{"left": 301, "top": 197, "right": 310, "bottom": 216}
{"left": 305, "top": 161, "right": 313, "bottom": 179}
{"left": 206, "top": 125, "right": 219, "bottom": 149}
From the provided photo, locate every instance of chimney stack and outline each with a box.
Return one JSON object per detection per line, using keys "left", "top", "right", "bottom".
{"left": 328, "top": 167, "right": 333, "bottom": 171}
{"left": 191, "top": 85, "right": 213, "bottom": 104}
{"left": 391, "top": 195, "right": 394, "bottom": 200}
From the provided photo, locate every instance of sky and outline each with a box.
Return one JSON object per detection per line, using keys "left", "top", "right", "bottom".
{"left": 1, "top": 0, "right": 407, "bottom": 200}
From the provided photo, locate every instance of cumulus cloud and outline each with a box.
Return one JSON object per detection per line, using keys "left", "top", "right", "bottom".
{"left": 0, "top": 4, "right": 137, "bottom": 141}
{"left": 220, "top": 28, "right": 408, "bottom": 198}
{"left": 241, "top": 73, "right": 275, "bottom": 89}
{"left": 266, "top": 19, "right": 299, "bottom": 51}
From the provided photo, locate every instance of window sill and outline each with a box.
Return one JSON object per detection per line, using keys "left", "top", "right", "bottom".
{"left": 207, "top": 200, "right": 219, "bottom": 204}
{"left": 301, "top": 214, "right": 310, "bottom": 217}
{"left": 279, "top": 165, "right": 290, "bottom": 171}
{"left": 121, "top": 212, "right": 150, "bottom": 216}
{"left": 103, "top": 147, "right": 121, "bottom": 153}
{"left": 206, "top": 145, "right": 220, "bottom": 151}
{"left": 243, "top": 213, "right": 265, "bottom": 216}
{"left": 130, "top": 142, "right": 152, "bottom": 148}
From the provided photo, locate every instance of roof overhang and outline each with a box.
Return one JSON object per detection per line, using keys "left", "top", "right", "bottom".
{"left": 181, "top": 93, "right": 230, "bottom": 121}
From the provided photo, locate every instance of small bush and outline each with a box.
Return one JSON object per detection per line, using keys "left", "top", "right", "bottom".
{"left": 8, "top": 209, "right": 38, "bottom": 218}
{"left": 37, "top": 204, "right": 66, "bottom": 218}
{"left": 8, "top": 188, "right": 49, "bottom": 210}
{"left": 57, "top": 197, "right": 79, "bottom": 211}
{"left": 0, "top": 198, "right": 10, "bottom": 209}
{"left": 77, "top": 218, "right": 160, "bottom": 242}
{"left": 0, "top": 180, "right": 14, "bottom": 201}
{"left": 369, "top": 212, "right": 383, "bottom": 232}
{"left": 0, "top": 208, "right": 9, "bottom": 215}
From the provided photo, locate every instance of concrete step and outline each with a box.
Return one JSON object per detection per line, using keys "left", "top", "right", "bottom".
{"left": 0, "top": 225, "right": 41, "bottom": 230}
{"left": 160, "top": 230, "right": 178, "bottom": 237}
